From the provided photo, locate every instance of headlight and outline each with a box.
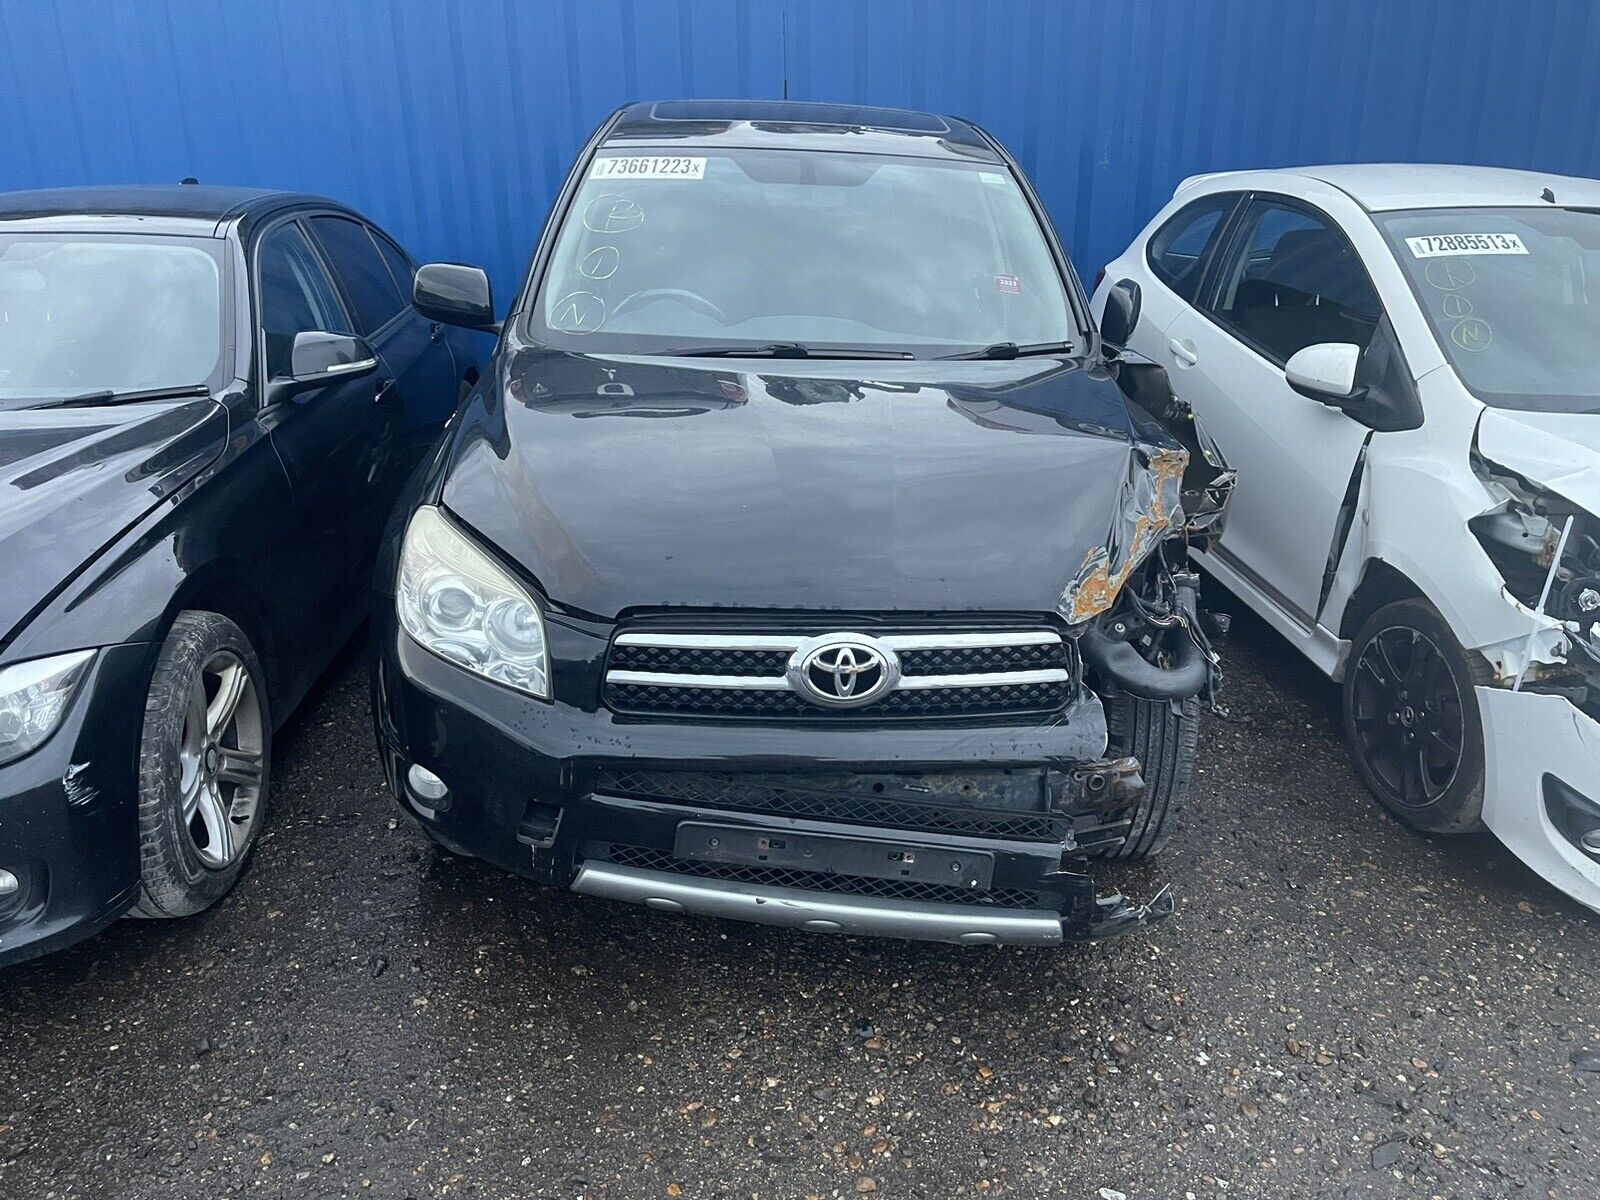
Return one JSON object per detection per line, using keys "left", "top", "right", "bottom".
{"left": 397, "top": 506, "right": 551, "bottom": 698}
{"left": 0, "top": 650, "right": 95, "bottom": 767}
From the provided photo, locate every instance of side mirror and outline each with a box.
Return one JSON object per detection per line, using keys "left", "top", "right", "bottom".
{"left": 415, "top": 263, "right": 499, "bottom": 333}
{"left": 1099, "top": 279, "right": 1142, "bottom": 354}
{"left": 1285, "top": 342, "right": 1366, "bottom": 406}
{"left": 268, "top": 331, "right": 377, "bottom": 404}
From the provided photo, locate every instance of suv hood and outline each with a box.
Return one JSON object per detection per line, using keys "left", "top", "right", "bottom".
{"left": 440, "top": 350, "right": 1183, "bottom": 620}
{"left": 0, "top": 399, "right": 227, "bottom": 647}
{"left": 1476, "top": 408, "right": 1600, "bottom": 514}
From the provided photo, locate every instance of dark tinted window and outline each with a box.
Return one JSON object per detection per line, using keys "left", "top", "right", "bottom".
{"left": 1147, "top": 195, "right": 1236, "bottom": 301}
{"left": 258, "top": 223, "right": 350, "bottom": 378}
{"left": 1207, "top": 199, "right": 1380, "bottom": 364}
{"left": 370, "top": 230, "right": 416, "bottom": 306}
{"left": 309, "top": 216, "right": 405, "bottom": 332}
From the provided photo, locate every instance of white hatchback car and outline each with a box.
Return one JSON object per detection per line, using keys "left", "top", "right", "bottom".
{"left": 1094, "top": 164, "right": 1600, "bottom": 913}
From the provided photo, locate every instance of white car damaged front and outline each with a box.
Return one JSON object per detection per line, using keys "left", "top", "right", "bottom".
{"left": 1468, "top": 408, "right": 1600, "bottom": 909}
{"left": 1097, "top": 167, "right": 1600, "bottom": 914}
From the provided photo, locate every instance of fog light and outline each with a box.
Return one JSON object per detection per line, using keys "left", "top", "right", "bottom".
{"left": 407, "top": 764, "right": 449, "bottom": 804}
{"left": 0, "top": 869, "right": 17, "bottom": 898}
{"left": 1582, "top": 829, "right": 1600, "bottom": 855}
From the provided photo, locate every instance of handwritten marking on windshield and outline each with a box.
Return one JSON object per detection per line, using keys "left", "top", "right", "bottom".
{"left": 582, "top": 195, "right": 645, "bottom": 234}
{"left": 551, "top": 291, "right": 606, "bottom": 333}
{"left": 1424, "top": 259, "right": 1476, "bottom": 291}
{"left": 580, "top": 245, "right": 620, "bottom": 280}
{"left": 1450, "top": 318, "right": 1493, "bottom": 352}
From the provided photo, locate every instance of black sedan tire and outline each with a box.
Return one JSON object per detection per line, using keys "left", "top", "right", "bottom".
{"left": 1100, "top": 693, "right": 1200, "bottom": 859}
{"left": 1342, "top": 599, "right": 1492, "bottom": 834}
{"left": 131, "top": 612, "right": 272, "bottom": 918}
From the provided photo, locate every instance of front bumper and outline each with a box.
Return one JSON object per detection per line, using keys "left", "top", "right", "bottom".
{"left": 373, "top": 616, "right": 1172, "bottom": 945}
{"left": 0, "top": 643, "right": 150, "bottom": 967}
{"left": 1479, "top": 686, "right": 1600, "bottom": 913}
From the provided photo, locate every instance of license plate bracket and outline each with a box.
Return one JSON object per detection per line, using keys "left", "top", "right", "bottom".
{"left": 673, "top": 822, "right": 994, "bottom": 890}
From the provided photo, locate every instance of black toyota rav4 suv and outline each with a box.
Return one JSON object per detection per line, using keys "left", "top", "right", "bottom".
{"left": 373, "top": 100, "right": 1233, "bottom": 945}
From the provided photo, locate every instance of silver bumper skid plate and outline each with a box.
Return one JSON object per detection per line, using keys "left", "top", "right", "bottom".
{"left": 572, "top": 862, "right": 1173, "bottom": 946}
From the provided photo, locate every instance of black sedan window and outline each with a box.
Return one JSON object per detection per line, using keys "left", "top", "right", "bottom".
{"left": 258, "top": 223, "right": 350, "bottom": 378}
{"left": 310, "top": 216, "right": 406, "bottom": 334}
{"left": 0, "top": 234, "right": 225, "bottom": 404}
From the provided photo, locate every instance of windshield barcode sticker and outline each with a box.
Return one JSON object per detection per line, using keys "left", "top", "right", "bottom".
{"left": 590, "top": 156, "right": 706, "bottom": 181}
{"left": 1406, "top": 233, "right": 1528, "bottom": 258}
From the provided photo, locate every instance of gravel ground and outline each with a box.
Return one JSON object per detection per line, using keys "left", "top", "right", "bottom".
{"left": 1, "top": 605, "right": 1597, "bottom": 1200}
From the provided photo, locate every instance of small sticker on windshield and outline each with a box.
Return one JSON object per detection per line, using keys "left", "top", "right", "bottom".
{"left": 980, "top": 172, "right": 1010, "bottom": 187}
{"left": 1405, "top": 233, "right": 1527, "bottom": 258}
{"left": 995, "top": 274, "right": 1023, "bottom": 294}
{"left": 590, "top": 156, "right": 706, "bottom": 181}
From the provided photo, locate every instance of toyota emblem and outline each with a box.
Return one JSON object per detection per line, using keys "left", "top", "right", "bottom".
{"left": 787, "top": 634, "right": 900, "bottom": 709}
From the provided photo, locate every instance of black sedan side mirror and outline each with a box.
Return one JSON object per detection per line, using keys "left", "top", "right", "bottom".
{"left": 267, "top": 331, "right": 378, "bottom": 405}
{"left": 415, "top": 263, "right": 499, "bottom": 333}
{"left": 1099, "top": 279, "right": 1142, "bottom": 355}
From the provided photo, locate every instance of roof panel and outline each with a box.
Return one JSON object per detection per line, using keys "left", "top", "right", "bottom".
{"left": 0, "top": 184, "right": 323, "bottom": 222}
{"left": 606, "top": 99, "right": 997, "bottom": 160}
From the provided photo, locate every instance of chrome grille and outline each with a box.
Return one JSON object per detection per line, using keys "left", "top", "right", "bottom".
{"left": 603, "top": 629, "right": 1072, "bottom": 720}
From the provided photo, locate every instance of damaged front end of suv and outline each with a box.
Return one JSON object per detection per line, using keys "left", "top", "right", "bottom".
{"left": 371, "top": 101, "right": 1237, "bottom": 946}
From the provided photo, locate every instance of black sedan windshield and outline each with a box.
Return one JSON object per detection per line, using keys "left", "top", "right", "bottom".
{"left": 1377, "top": 207, "right": 1600, "bottom": 413}
{"left": 0, "top": 233, "right": 225, "bottom": 406}
{"left": 530, "top": 148, "right": 1076, "bottom": 357}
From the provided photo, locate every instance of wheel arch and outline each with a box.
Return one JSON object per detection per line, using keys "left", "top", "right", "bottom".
{"left": 1337, "top": 560, "right": 1429, "bottom": 644}
{"left": 162, "top": 568, "right": 281, "bottom": 711}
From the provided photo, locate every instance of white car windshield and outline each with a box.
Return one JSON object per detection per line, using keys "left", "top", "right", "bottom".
{"left": 530, "top": 148, "right": 1077, "bottom": 357}
{"left": 0, "top": 234, "right": 225, "bottom": 406}
{"left": 1377, "top": 207, "right": 1600, "bottom": 413}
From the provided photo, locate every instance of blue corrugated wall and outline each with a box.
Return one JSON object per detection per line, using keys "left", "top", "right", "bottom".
{"left": 1, "top": 0, "right": 1597, "bottom": 301}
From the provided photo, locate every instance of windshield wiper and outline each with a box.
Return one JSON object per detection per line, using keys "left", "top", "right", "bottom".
{"left": 941, "top": 341, "right": 1075, "bottom": 360}
{"left": 30, "top": 384, "right": 213, "bottom": 410}
{"left": 663, "top": 342, "right": 913, "bottom": 360}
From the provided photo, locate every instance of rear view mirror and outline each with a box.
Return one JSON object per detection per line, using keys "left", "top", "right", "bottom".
{"left": 1099, "top": 279, "right": 1142, "bottom": 354}
{"left": 415, "top": 263, "right": 499, "bottom": 333}
{"left": 1285, "top": 342, "right": 1364, "bottom": 406}
{"left": 268, "top": 331, "right": 377, "bottom": 404}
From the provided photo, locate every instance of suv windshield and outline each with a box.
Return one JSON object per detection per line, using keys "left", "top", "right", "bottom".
{"left": 1376, "top": 207, "right": 1600, "bottom": 413}
{"left": 0, "top": 233, "right": 226, "bottom": 407}
{"left": 529, "top": 148, "right": 1077, "bottom": 357}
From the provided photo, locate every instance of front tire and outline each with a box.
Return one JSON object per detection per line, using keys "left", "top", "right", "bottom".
{"left": 131, "top": 612, "right": 271, "bottom": 918}
{"left": 1342, "top": 599, "right": 1491, "bottom": 834}
{"left": 1099, "top": 693, "right": 1200, "bottom": 859}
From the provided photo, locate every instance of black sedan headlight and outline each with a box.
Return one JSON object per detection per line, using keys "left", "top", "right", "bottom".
{"left": 0, "top": 650, "right": 95, "bottom": 767}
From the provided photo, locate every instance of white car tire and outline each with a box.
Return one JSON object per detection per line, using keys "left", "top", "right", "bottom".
{"left": 1342, "top": 599, "right": 1493, "bottom": 834}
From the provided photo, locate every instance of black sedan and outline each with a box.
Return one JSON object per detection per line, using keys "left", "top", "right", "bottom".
{"left": 373, "top": 101, "right": 1229, "bottom": 946}
{"left": 0, "top": 185, "right": 478, "bottom": 965}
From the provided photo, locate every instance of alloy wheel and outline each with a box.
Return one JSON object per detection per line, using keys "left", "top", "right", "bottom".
{"left": 175, "top": 650, "right": 266, "bottom": 869}
{"left": 1349, "top": 624, "right": 1465, "bottom": 808}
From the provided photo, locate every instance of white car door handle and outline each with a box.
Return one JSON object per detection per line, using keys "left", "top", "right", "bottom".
{"left": 1169, "top": 338, "right": 1198, "bottom": 367}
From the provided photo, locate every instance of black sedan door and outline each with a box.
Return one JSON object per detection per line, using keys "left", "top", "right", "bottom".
{"left": 306, "top": 215, "right": 460, "bottom": 484}
{"left": 256, "top": 217, "right": 400, "bottom": 695}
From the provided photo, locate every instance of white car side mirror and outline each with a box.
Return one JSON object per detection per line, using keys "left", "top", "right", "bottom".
{"left": 1285, "top": 342, "right": 1362, "bottom": 403}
